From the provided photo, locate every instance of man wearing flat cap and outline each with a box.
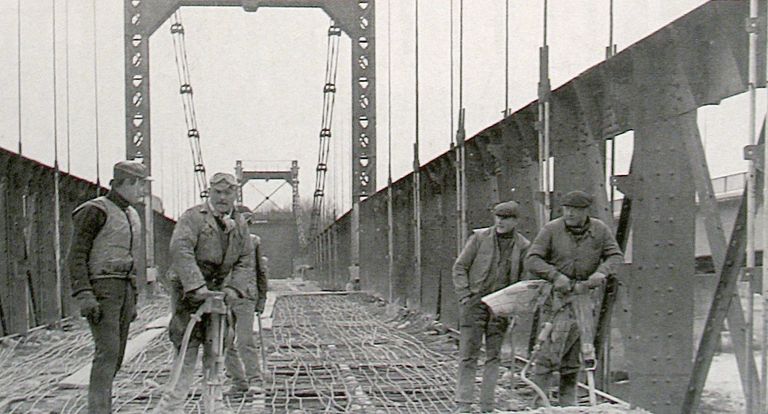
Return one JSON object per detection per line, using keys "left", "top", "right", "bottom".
{"left": 67, "top": 160, "right": 149, "bottom": 413}
{"left": 524, "top": 190, "right": 623, "bottom": 406}
{"left": 452, "top": 200, "right": 531, "bottom": 413}
{"left": 153, "top": 172, "right": 254, "bottom": 413}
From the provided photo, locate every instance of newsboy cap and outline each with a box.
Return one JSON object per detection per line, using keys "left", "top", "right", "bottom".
{"left": 113, "top": 160, "right": 148, "bottom": 180}
{"left": 209, "top": 172, "right": 238, "bottom": 188}
{"left": 493, "top": 200, "right": 520, "bottom": 217}
{"left": 561, "top": 190, "right": 593, "bottom": 208}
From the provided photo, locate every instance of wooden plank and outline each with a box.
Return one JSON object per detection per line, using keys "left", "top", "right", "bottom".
{"left": 58, "top": 314, "right": 171, "bottom": 389}
{"left": 253, "top": 292, "right": 277, "bottom": 332}
{"left": 682, "top": 119, "right": 764, "bottom": 413}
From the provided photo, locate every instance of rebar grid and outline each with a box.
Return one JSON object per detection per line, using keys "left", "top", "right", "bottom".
{"left": 270, "top": 294, "right": 457, "bottom": 413}
{"left": 0, "top": 299, "right": 170, "bottom": 413}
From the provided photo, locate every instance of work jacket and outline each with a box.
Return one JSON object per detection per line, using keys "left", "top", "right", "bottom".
{"left": 69, "top": 192, "right": 141, "bottom": 296}
{"left": 168, "top": 202, "right": 254, "bottom": 297}
{"left": 452, "top": 226, "right": 531, "bottom": 302}
{"left": 525, "top": 217, "right": 623, "bottom": 282}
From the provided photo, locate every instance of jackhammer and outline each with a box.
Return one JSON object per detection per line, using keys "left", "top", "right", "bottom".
{"left": 522, "top": 279, "right": 602, "bottom": 408}
{"left": 166, "top": 293, "right": 229, "bottom": 412}
{"left": 571, "top": 285, "right": 599, "bottom": 407}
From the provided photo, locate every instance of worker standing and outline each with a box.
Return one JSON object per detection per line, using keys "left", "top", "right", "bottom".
{"left": 67, "top": 160, "right": 149, "bottom": 413}
{"left": 224, "top": 223, "right": 269, "bottom": 394}
{"left": 152, "top": 172, "right": 254, "bottom": 413}
{"left": 524, "top": 190, "right": 624, "bottom": 406}
{"left": 452, "top": 201, "right": 531, "bottom": 413}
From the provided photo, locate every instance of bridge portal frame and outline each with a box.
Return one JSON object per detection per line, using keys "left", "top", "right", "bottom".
{"left": 124, "top": 0, "right": 376, "bottom": 287}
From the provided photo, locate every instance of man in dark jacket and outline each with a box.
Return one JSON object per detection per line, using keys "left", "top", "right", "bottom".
{"left": 452, "top": 200, "right": 531, "bottom": 413}
{"left": 153, "top": 172, "right": 254, "bottom": 413}
{"left": 525, "top": 190, "right": 624, "bottom": 406}
{"left": 68, "top": 160, "right": 148, "bottom": 413}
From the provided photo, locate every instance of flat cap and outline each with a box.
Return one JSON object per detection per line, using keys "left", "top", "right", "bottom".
{"left": 113, "top": 160, "right": 148, "bottom": 180}
{"left": 209, "top": 172, "right": 238, "bottom": 188}
{"left": 493, "top": 200, "right": 520, "bottom": 217}
{"left": 561, "top": 190, "right": 593, "bottom": 208}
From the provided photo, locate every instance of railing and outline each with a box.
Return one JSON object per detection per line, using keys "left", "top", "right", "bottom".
{"left": 710, "top": 171, "right": 747, "bottom": 195}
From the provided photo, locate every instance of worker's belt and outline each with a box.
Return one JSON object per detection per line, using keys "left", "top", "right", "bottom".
{"left": 90, "top": 273, "right": 136, "bottom": 282}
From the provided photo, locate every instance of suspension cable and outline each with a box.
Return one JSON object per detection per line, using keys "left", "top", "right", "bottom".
{"left": 504, "top": 0, "right": 509, "bottom": 117}
{"left": 310, "top": 21, "right": 342, "bottom": 236}
{"left": 387, "top": 0, "right": 394, "bottom": 302}
{"left": 17, "top": 0, "right": 22, "bottom": 155}
{"left": 450, "top": 0, "right": 454, "bottom": 146}
{"left": 170, "top": 11, "right": 208, "bottom": 200}
{"left": 92, "top": 0, "right": 101, "bottom": 194}
{"left": 52, "top": 0, "right": 63, "bottom": 322}
{"left": 65, "top": 0, "right": 71, "bottom": 172}
{"left": 414, "top": 0, "right": 423, "bottom": 306}
{"left": 455, "top": 0, "right": 468, "bottom": 253}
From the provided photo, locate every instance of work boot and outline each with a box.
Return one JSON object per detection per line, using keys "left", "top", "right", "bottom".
{"left": 226, "top": 382, "right": 250, "bottom": 396}
{"left": 248, "top": 378, "right": 265, "bottom": 394}
{"left": 479, "top": 403, "right": 496, "bottom": 413}
{"left": 150, "top": 395, "right": 186, "bottom": 414}
{"left": 558, "top": 372, "right": 578, "bottom": 407}
{"left": 453, "top": 402, "right": 472, "bottom": 413}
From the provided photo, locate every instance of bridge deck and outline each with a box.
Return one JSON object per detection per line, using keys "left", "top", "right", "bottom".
{"left": 0, "top": 280, "right": 728, "bottom": 413}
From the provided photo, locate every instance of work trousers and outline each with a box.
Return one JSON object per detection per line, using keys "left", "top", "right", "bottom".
{"left": 455, "top": 295, "right": 510, "bottom": 409}
{"left": 224, "top": 298, "right": 261, "bottom": 387}
{"left": 87, "top": 278, "right": 135, "bottom": 414}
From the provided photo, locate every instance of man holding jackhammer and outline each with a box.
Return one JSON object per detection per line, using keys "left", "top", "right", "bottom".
{"left": 452, "top": 200, "right": 531, "bottom": 413}
{"left": 153, "top": 172, "right": 254, "bottom": 413}
{"left": 525, "top": 190, "right": 623, "bottom": 407}
{"left": 68, "top": 160, "right": 148, "bottom": 414}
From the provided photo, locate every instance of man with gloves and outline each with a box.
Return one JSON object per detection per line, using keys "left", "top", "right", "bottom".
{"left": 152, "top": 172, "right": 254, "bottom": 413}
{"left": 68, "top": 160, "right": 149, "bottom": 413}
{"left": 525, "top": 190, "right": 624, "bottom": 406}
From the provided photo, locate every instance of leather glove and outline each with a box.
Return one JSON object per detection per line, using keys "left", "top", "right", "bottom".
{"left": 189, "top": 285, "right": 217, "bottom": 302}
{"left": 256, "top": 298, "right": 266, "bottom": 313}
{"left": 553, "top": 274, "right": 572, "bottom": 294}
{"left": 459, "top": 295, "right": 471, "bottom": 306}
{"left": 585, "top": 272, "right": 608, "bottom": 288}
{"left": 76, "top": 291, "right": 102, "bottom": 324}
{"left": 222, "top": 287, "right": 240, "bottom": 306}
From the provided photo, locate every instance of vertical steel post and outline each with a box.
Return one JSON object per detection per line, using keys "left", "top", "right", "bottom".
{"left": 52, "top": 0, "right": 63, "bottom": 321}
{"left": 413, "top": 0, "right": 422, "bottom": 308}
{"left": 537, "top": 0, "right": 551, "bottom": 227}
{"left": 762, "top": 6, "right": 768, "bottom": 409}
{"left": 386, "top": 0, "right": 394, "bottom": 303}
{"left": 746, "top": 2, "right": 758, "bottom": 412}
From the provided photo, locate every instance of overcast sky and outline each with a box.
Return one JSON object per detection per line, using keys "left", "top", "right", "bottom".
{"left": 0, "top": 0, "right": 763, "bottom": 218}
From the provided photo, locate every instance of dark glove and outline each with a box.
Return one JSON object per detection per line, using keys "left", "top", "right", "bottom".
{"left": 76, "top": 291, "right": 102, "bottom": 324}
{"left": 553, "top": 274, "right": 572, "bottom": 294}
{"left": 459, "top": 295, "right": 471, "bottom": 306}
{"left": 255, "top": 298, "right": 266, "bottom": 313}
{"left": 188, "top": 285, "right": 217, "bottom": 302}
{"left": 131, "top": 307, "right": 138, "bottom": 322}
{"left": 222, "top": 287, "right": 240, "bottom": 306}
{"left": 585, "top": 272, "right": 607, "bottom": 288}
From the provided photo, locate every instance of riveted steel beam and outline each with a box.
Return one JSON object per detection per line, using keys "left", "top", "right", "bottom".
{"left": 682, "top": 121, "right": 765, "bottom": 413}
{"left": 626, "top": 26, "right": 699, "bottom": 409}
